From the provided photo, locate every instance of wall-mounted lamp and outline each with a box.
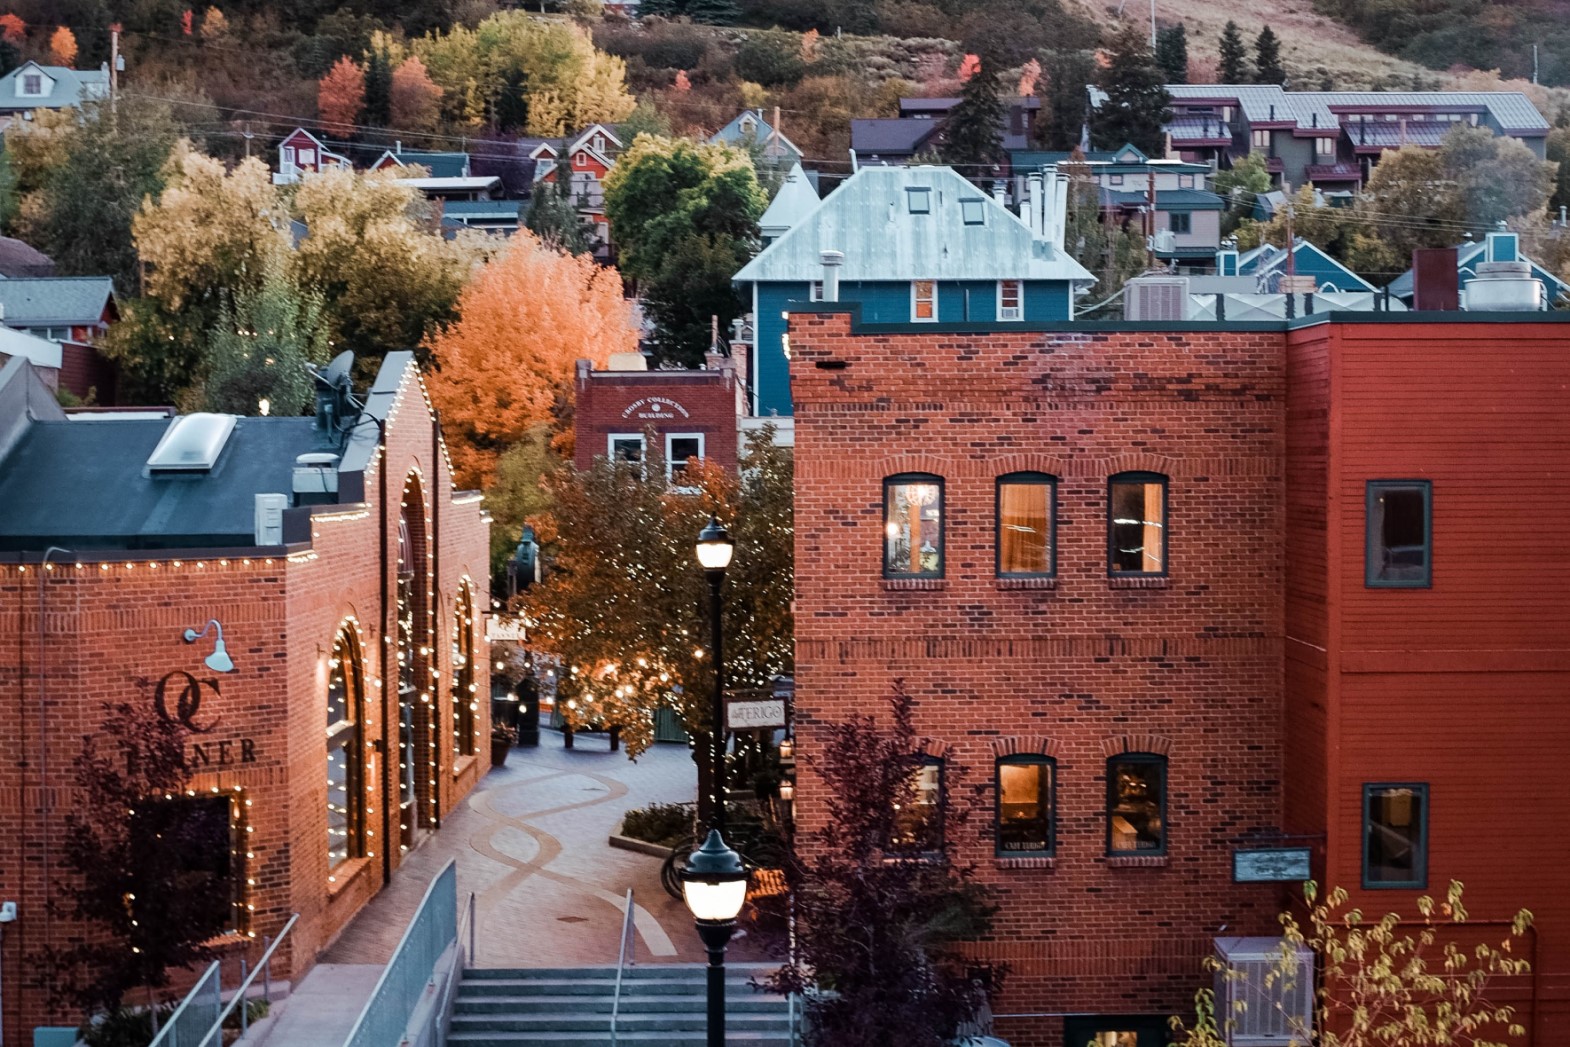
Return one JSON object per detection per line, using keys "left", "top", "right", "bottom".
{"left": 183, "top": 619, "right": 235, "bottom": 674}
{"left": 777, "top": 780, "right": 794, "bottom": 803}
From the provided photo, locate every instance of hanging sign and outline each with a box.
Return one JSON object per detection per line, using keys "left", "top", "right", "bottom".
{"left": 1232, "top": 846, "right": 1313, "bottom": 883}
{"left": 725, "top": 698, "right": 787, "bottom": 730}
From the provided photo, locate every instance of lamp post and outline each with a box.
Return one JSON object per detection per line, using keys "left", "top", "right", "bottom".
{"left": 685, "top": 516, "right": 747, "bottom": 1047}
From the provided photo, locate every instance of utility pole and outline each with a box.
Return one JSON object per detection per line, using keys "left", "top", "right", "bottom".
{"left": 109, "top": 23, "right": 120, "bottom": 129}
{"left": 1534, "top": 44, "right": 1540, "bottom": 85}
{"left": 1146, "top": 166, "right": 1157, "bottom": 269}
{"left": 1150, "top": 0, "right": 1157, "bottom": 49}
{"left": 1283, "top": 179, "right": 1297, "bottom": 284}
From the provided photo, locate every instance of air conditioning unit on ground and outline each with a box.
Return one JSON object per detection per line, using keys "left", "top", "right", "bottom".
{"left": 1124, "top": 276, "right": 1191, "bottom": 321}
{"left": 1213, "top": 937, "right": 1314, "bottom": 1046}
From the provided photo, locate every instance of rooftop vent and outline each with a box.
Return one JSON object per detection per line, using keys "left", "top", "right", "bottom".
{"left": 293, "top": 452, "right": 340, "bottom": 507}
{"left": 1464, "top": 260, "right": 1543, "bottom": 311}
{"left": 145, "top": 413, "right": 237, "bottom": 475}
{"left": 1124, "top": 276, "right": 1190, "bottom": 321}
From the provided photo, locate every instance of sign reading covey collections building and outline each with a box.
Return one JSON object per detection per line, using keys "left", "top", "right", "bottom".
{"left": 620, "top": 396, "right": 690, "bottom": 420}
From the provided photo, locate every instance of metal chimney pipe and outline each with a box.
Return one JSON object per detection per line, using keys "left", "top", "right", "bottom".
{"left": 1026, "top": 173, "right": 1044, "bottom": 235}
{"left": 820, "top": 249, "right": 844, "bottom": 302}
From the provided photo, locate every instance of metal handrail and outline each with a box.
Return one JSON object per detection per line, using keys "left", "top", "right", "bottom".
{"left": 147, "top": 913, "right": 300, "bottom": 1047}
{"left": 210, "top": 914, "right": 300, "bottom": 1043}
{"left": 341, "top": 859, "right": 458, "bottom": 1047}
{"left": 609, "top": 888, "right": 637, "bottom": 1046}
{"left": 147, "top": 962, "right": 221, "bottom": 1047}
{"left": 457, "top": 891, "right": 476, "bottom": 966}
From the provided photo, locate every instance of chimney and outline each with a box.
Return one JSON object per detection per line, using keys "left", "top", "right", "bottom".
{"left": 292, "top": 452, "right": 340, "bottom": 507}
{"left": 1412, "top": 248, "right": 1459, "bottom": 311}
{"left": 1026, "top": 173, "right": 1044, "bottom": 235}
{"left": 395, "top": 140, "right": 402, "bottom": 155}
{"left": 820, "top": 249, "right": 844, "bottom": 302}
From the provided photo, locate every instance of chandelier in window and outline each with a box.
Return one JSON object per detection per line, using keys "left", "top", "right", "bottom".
{"left": 905, "top": 484, "right": 939, "bottom": 507}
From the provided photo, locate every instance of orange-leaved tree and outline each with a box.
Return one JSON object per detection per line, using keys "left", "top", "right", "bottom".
{"left": 0, "top": 14, "right": 25, "bottom": 44}
{"left": 49, "top": 25, "right": 76, "bottom": 66}
{"left": 426, "top": 229, "right": 636, "bottom": 488}
{"left": 318, "top": 57, "right": 365, "bottom": 137}
{"left": 390, "top": 56, "right": 442, "bottom": 132}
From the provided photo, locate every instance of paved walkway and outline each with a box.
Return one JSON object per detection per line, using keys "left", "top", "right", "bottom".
{"left": 323, "top": 731, "right": 721, "bottom": 969}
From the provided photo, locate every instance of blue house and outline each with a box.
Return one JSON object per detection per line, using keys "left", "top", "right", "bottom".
{"left": 1386, "top": 230, "right": 1569, "bottom": 305}
{"left": 733, "top": 165, "right": 1094, "bottom": 416}
{"left": 1229, "top": 237, "right": 1376, "bottom": 293}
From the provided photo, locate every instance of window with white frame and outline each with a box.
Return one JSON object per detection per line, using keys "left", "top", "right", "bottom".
{"left": 593, "top": 135, "right": 605, "bottom": 152}
{"left": 283, "top": 145, "right": 296, "bottom": 164}
{"left": 21, "top": 73, "right": 41, "bottom": 95}
{"left": 299, "top": 148, "right": 316, "bottom": 167}
{"left": 1251, "top": 128, "right": 1270, "bottom": 149}
{"left": 665, "top": 433, "right": 704, "bottom": 487}
{"left": 608, "top": 434, "right": 645, "bottom": 466}
{"left": 1179, "top": 174, "right": 1195, "bottom": 188}
{"left": 997, "top": 280, "right": 1023, "bottom": 321}
{"left": 809, "top": 281, "right": 824, "bottom": 302}
{"left": 911, "top": 280, "right": 937, "bottom": 322}
{"left": 1316, "top": 136, "right": 1336, "bottom": 157}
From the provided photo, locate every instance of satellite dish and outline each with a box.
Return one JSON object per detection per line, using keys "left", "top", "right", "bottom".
{"left": 323, "top": 350, "right": 355, "bottom": 389}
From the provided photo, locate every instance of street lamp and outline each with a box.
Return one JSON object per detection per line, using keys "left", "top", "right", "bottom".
{"left": 685, "top": 515, "right": 744, "bottom": 1047}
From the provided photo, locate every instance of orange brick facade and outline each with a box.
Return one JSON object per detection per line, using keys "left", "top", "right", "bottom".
{"left": 0, "top": 364, "right": 490, "bottom": 1040}
{"left": 788, "top": 310, "right": 1570, "bottom": 1045}
{"left": 573, "top": 358, "right": 742, "bottom": 475}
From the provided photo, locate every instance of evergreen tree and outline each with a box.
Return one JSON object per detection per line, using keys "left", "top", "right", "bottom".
{"left": 1155, "top": 24, "right": 1188, "bottom": 84}
{"left": 1254, "top": 25, "right": 1286, "bottom": 85}
{"left": 636, "top": 0, "right": 682, "bottom": 15}
{"left": 526, "top": 174, "right": 593, "bottom": 256}
{"left": 684, "top": 0, "right": 739, "bottom": 25}
{"left": 1218, "top": 20, "right": 1250, "bottom": 83}
{"left": 1094, "top": 24, "right": 1171, "bottom": 157}
{"left": 1036, "top": 51, "right": 1095, "bottom": 151}
{"left": 364, "top": 45, "right": 393, "bottom": 126}
{"left": 941, "top": 52, "right": 1007, "bottom": 175}
{"left": 496, "top": 68, "right": 529, "bottom": 133}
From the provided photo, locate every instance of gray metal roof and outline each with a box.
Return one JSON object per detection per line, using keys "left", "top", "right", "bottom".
{"left": 759, "top": 163, "right": 819, "bottom": 238}
{"left": 1101, "top": 188, "right": 1225, "bottom": 210}
{"left": 0, "top": 62, "right": 108, "bottom": 112}
{"left": 849, "top": 118, "right": 942, "bottom": 156}
{"left": 734, "top": 165, "right": 1094, "bottom": 286}
{"left": 0, "top": 277, "right": 114, "bottom": 326}
{"left": 1165, "top": 84, "right": 1548, "bottom": 134}
{"left": 710, "top": 110, "right": 803, "bottom": 161}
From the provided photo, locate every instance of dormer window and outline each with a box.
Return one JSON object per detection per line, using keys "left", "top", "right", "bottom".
{"left": 21, "top": 73, "right": 41, "bottom": 96}
{"left": 593, "top": 135, "right": 605, "bottom": 152}
{"left": 906, "top": 187, "right": 932, "bottom": 214}
{"left": 960, "top": 198, "right": 986, "bottom": 225}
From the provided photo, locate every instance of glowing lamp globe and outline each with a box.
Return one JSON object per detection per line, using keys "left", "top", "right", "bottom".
{"left": 695, "top": 517, "right": 735, "bottom": 573}
{"left": 681, "top": 829, "right": 748, "bottom": 922}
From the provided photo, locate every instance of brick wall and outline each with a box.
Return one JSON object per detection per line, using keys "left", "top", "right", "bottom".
{"left": 788, "top": 312, "right": 1288, "bottom": 1044}
{"left": 0, "top": 365, "right": 490, "bottom": 1039}
{"left": 574, "top": 363, "right": 741, "bottom": 474}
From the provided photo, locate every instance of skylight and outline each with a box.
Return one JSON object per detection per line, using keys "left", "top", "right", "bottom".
{"left": 145, "top": 413, "right": 237, "bottom": 474}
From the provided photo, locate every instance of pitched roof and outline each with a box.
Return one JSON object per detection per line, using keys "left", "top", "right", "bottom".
{"left": 0, "top": 326, "right": 62, "bottom": 370}
{"left": 734, "top": 165, "right": 1093, "bottom": 286}
{"left": 377, "top": 150, "right": 471, "bottom": 178}
{"left": 759, "top": 163, "right": 819, "bottom": 238}
{"left": 1164, "top": 84, "right": 1548, "bottom": 135}
{"left": 710, "top": 110, "right": 804, "bottom": 160}
{"left": 0, "top": 61, "right": 109, "bottom": 111}
{"left": 0, "top": 237, "right": 54, "bottom": 277}
{"left": 1238, "top": 239, "right": 1377, "bottom": 292}
{"left": 850, "top": 118, "right": 943, "bottom": 156}
{"left": 0, "top": 277, "right": 115, "bottom": 326}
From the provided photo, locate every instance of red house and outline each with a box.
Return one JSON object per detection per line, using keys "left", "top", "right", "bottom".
{"left": 787, "top": 305, "right": 1570, "bottom": 1045}
{"left": 274, "top": 127, "right": 352, "bottom": 185}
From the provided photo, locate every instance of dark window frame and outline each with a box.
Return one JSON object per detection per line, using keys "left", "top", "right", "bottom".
{"left": 883, "top": 473, "right": 945, "bottom": 579}
{"left": 995, "top": 472, "right": 1057, "bottom": 579}
{"left": 1362, "top": 782, "right": 1429, "bottom": 890}
{"left": 995, "top": 754, "right": 1056, "bottom": 857}
{"left": 960, "top": 198, "right": 987, "bottom": 225}
{"left": 1105, "top": 752, "right": 1168, "bottom": 857}
{"left": 889, "top": 755, "right": 946, "bottom": 856}
{"left": 906, "top": 186, "right": 933, "bottom": 214}
{"left": 1169, "top": 211, "right": 1192, "bottom": 234}
{"left": 1365, "top": 480, "right": 1432, "bottom": 588}
{"left": 327, "top": 626, "right": 367, "bottom": 871}
{"left": 1107, "top": 471, "right": 1169, "bottom": 578}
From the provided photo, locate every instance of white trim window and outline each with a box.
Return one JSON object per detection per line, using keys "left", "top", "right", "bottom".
{"left": 299, "top": 148, "right": 316, "bottom": 168}
{"left": 665, "top": 433, "right": 705, "bottom": 489}
{"left": 20, "top": 73, "right": 42, "bottom": 96}
{"left": 1251, "top": 128, "right": 1270, "bottom": 150}
{"left": 911, "top": 280, "right": 937, "bottom": 322}
{"left": 608, "top": 433, "right": 645, "bottom": 470}
{"left": 809, "top": 281, "right": 824, "bottom": 302}
{"left": 997, "top": 280, "right": 1023, "bottom": 321}
{"left": 282, "top": 145, "right": 296, "bottom": 164}
{"left": 1315, "top": 136, "right": 1336, "bottom": 157}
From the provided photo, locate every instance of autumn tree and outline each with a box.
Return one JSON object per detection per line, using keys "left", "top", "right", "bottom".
{"left": 318, "top": 56, "right": 366, "bottom": 137}
{"left": 0, "top": 15, "right": 24, "bottom": 45}
{"left": 49, "top": 26, "right": 77, "bottom": 66}
{"left": 1218, "top": 20, "right": 1250, "bottom": 83}
{"left": 760, "top": 683, "right": 997, "bottom": 1047}
{"left": 199, "top": 7, "right": 229, "bottom": 40}
{"left": 425, "top": 230, "right": 635, "bottom": 487}
{"left": 1171, "top": 881, "right": 1533, "bottom": 1047}
{"left": 201, "top": 252, "right": 330, "bottom": 416}
{"left": 1094, "top": 23, "right": 1171, "bottom": 156}
{"left": 390, "top": 55, "right": 442, "bottom": 131}
{"left": 523, "top": 430, "right": 793, "bottom": 773}
{"left": 602, "top": 136, "right": 765, "bottom": 365}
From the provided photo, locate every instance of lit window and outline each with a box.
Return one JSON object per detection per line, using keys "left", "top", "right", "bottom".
{"left": 911, "top": 280, "right": 937, "bottom": 322}
{"left": 608, "top": 434, "right": 645, "bottom": 466}
{"left": 1366, "top": 481, "right": 1430, "bottom": 587}
{"left": 327, "top": 627, "right": 365, "bottom": 870}
{"left": 997, "top": 756, "right": 1055, "bottom": 856}
{"left": 997, "top": 279, "right": 1023, "bottom": 321}
{"left": 1364, "top": 783, "right": 1427, "bottom": 888}
{"left": 1169, "top": 212, "right": 1192, "bottom": 234}
{"left": 891, "top": 758, "right": 944, "bottom": 853}
{"left": 997, "top": 473, "right": 1053, "bottom": 576}
{"left": 665, "top": 433, "right": 704, "bottom": 488}
{"left": 1108, "top": 472, "right": 1167, "bottom": 576}
{"left": 1107, "top": 754, "right": 1166, "bottom": 855}
{"left": 884, "top": 474, "right": 943, "bottom": 577}
{"left": 451, "top": 583, "right": 476, "bottom": 759}
{"left": 906, "top": 187, "right": 932, "bottom": 214}
{"left": 960, "top": 198, "right": 986, "bottom": 225}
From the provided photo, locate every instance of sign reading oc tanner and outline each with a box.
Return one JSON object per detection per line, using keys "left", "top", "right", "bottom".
{"left": 726, "top": 699, "right": 787, "bottom": 730}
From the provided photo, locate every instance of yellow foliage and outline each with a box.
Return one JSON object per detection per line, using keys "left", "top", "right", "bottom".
{"left": 425, "top": 230, "right": 637, "bottom": 488}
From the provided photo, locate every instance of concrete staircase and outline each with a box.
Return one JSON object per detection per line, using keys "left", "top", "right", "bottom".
{"left": 447, "top": 964, "right": 794, "bottom": 1045}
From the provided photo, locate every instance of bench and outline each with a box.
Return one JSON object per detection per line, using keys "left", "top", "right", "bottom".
{"left": 562, "top": 724, "right": 621, "bottom": 751}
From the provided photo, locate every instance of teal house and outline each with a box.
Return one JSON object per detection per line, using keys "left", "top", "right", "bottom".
{"left": 733, "top": 165, "right": 1095, "bottom": 416}
{"left": 1386, "top": 229, "right": 1569, "bottom": 306}
{"left": 1228, "top": 238, "right": 1377, "bottom": 293}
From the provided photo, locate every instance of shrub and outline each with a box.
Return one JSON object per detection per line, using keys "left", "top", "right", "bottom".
{"left": 734, "top": 31, "right": 807, "bottom": 86}
{"left": 620, "top": 802, "right": 695, "bottom": 846}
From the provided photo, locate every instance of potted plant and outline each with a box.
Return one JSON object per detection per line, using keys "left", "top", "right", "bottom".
{"left": 490, "top": 722, "right": 517, "bottom": 767}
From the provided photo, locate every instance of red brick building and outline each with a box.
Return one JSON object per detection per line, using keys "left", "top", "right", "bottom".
{"left": 0, "top": 352, "right": 490, "bottom": 1040}
{"left": 573, "top": 353, "right": 742, "bottom": 480}
{"left": 788, "top": 308, "right": 1570, "bottom": 1045}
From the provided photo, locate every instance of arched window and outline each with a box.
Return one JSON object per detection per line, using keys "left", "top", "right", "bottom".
{"left": 327, "top": 627, "right": 365, "bottom": 872}
{"left": 1108, "top": 472, "right": 1168, "bottom": 576}
{"left": 996, "top": 755, "right": 1055, "bottom": 856}
{"left": 452, "top": 582, "right": 477, "bottom": 758}
{"left": 884, "top": 474, "right": 944, "bottom": 578}
{"left": 1106, "top": 753, "right": 1167, "bottom": 856}
{"left": 996, "top": 473, "right": 1056, "bottom": 577}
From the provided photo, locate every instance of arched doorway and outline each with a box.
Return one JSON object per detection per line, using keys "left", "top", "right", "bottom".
{"left": 397, "top": 472, "right": 436, "bottom": 852}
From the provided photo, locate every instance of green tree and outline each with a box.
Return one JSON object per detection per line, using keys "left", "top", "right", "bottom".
{"left": 1171, "top": 881, "right": 1532, "bottom": 1047}
{"left": 1253, "top": 25, "right": 1286, "bottom": 85}
{"left": 1212, "top": 152, "right": 1272, "bottom": 235}
{"left": 1037, "top": 51, "right": 1095, "bottom": 151}
{"left": 1547, "top": 126, "right": 1570, "bottom": 216}
{"left": 1063, "top": 154, "right": 1150, "bottom": 303}
{"left": 734, "top": 31, "right": 807, "bottom": 87}
{"left": 485, "top": 424, "right": 564, "bottom": 582}
{"left": 1218, "top": 20, "right": 1249, "bottom": 83}
{"left": 526, "top": 173, "right": 593, "bottom": 255}
{"left": 685, "top": 0, "right": 740, "bottom": 25}
{"left": 1093, "top": 24, "right": 1171, "bottom": 157}
{"left": 941, "top": 50, "right": 1007, "bottom": 176}
{"left": 201, "top": 253, "right": 330, "bottom": 416}
{"left": 364, "top": 44, "right": 394, "bottom": 125}
{"left": 602, "top": 136, "right": 766, "bottom": 365}
{"left": 1155, "top": 23, "right": 1188, "bottom": 83}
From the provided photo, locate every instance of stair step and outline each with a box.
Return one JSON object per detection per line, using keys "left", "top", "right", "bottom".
{"left": 459, "top": 979, "right": 770, "bottom": 997}
{"left": 447, "top": 1034, "right": 791, "bottom": 1045}
{"left": 455, "top": 994, "right": 787, "bottom": 1014}
{"left": 451, "top": 1014, "right": 790, "bottom": 1032}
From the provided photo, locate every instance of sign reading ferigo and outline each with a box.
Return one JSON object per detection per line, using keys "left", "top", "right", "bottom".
{"left": 725, "top": 699, "right": 787, "bottom": 730}
{"left": 487, "top": 617, "right": 527, "bottom": 641}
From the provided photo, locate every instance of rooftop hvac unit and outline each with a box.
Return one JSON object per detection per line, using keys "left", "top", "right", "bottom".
{"left": 254, "top": 493, "right": 287, "bottom": 546}
{"left": 1213, "top": 937, "right": 1314, "bottom": 1046}
{"left": 1124, "top": 276, "right": 1190, "bottom": 321}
